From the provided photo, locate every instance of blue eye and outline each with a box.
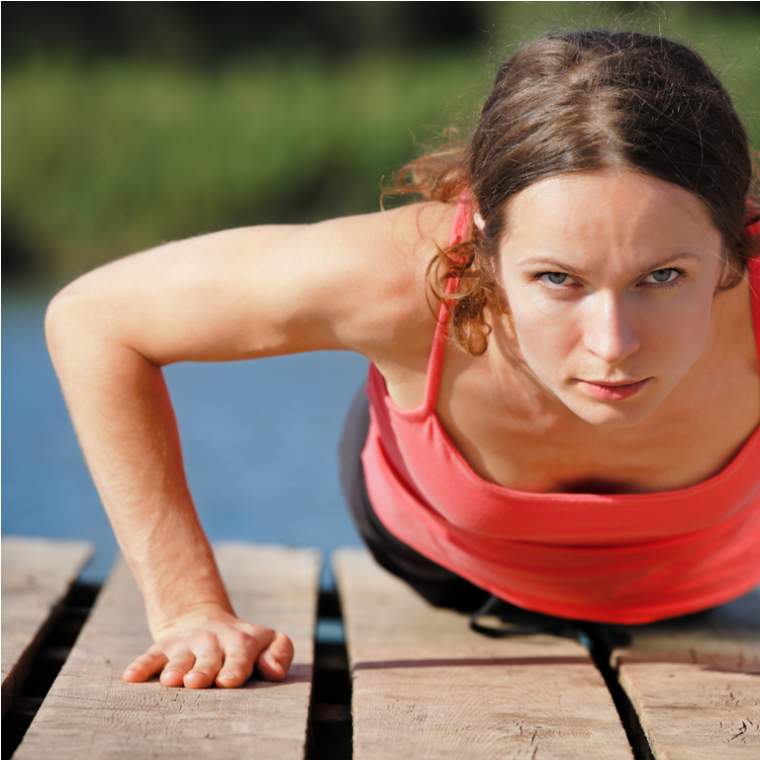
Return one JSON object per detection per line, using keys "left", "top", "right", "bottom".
{"left": 538, "top": 272, "right": 572, "bottom": 287}
{"left": 645, "top": 268, "right": 684, "bottom": 287}
{"left": 535, "top": 267, "right": 686, "bottom": 290}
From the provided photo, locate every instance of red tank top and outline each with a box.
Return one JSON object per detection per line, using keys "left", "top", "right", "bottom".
{"left": 361, "top": 193, "right": 760, "bottom": 624}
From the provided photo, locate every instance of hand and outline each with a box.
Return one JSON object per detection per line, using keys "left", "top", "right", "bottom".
{"left": 121, "top": 604, "right": 294, "bottom": 688}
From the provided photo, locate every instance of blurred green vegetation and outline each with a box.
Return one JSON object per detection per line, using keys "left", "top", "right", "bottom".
{"left": 3, "top": 53, "right": 487, "bottom": 286}
{"left": 3, "top": 2, "right": 759, "bottom": 289}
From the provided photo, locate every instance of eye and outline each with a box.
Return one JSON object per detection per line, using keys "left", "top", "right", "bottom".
{"left": 537, "top": 272, "right": 574, "bottom": 288}
{"left": 535, "top": 267, "right": 686, "bottom": 290}
{"left": 643, "top": 268, "right": 685, "bottom": 288}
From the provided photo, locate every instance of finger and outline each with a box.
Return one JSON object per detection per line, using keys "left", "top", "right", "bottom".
{"left": 257, "top": 632, "right": 295, "bottom": 681}
{"left": 160, "top": 650, "right": 196, "bottom": 688}
{"left": 184, "top": 648, "right": 224, "bottom": 689}
{"left": 122, "top": 648, "right": 169, "bottom": 682}
{"left": 216, "top": 651, "right": 255, "bottom": 688}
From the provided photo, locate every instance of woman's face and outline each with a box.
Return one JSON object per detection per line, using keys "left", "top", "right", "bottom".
{"left": 492, "top": 168, "right": 726, "bottom": 429}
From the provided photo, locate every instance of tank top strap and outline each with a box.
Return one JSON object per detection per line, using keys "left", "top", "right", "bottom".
{"left": 749, "top": 258, "right": 760, "bottom": 358}
{"left": 418, "top": 189, "right": 473, "bottom": 416}
{"left": 747, "top": 204, "right": 760, "bottom": 359}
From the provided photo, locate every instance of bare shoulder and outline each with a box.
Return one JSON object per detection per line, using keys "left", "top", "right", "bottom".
{"left": 325, "top": 199, "right": 457, "bottom": 363}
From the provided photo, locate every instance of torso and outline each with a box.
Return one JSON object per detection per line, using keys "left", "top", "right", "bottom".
{"left": 370, "top": 203, "right": 760, "bottom": 495}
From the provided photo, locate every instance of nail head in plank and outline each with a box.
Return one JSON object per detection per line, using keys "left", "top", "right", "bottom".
{"left": 2, "top": 536, "right": 94, "bottom": 716}
{"left": 333, "top": 547, "right": 633, "bottom": 759}
{"left": 12, "top": 542, "right": 321, "bottom": 760}
{"left": 611, "top": 584, "right": 760, "bottom": 758}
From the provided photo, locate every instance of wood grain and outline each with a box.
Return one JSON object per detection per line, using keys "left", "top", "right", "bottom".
{"left": 2, "top": 536, "right": 93, "bottom": 716}
{"left": 333, "top": 547, "right": 632, "bottom": 759}
{"left": 610, "top": 585, "right": 760, "bottom": 759}
{"left": 12, "top": 542, "right": 321, "bottom": 759}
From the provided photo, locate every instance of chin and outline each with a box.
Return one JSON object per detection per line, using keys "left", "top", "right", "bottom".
{"left": 575, "top": 405, "right": 647, "bottom": 428}
{"left": 557, "top": 391, "right": 659, "bottom": 429}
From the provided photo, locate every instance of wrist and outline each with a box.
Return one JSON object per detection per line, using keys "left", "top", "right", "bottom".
{"left": 140, "top": 547, "right": 235, "bottom": 633}
{"left": 148, "top": 598, "right": 236, "bottom": 637}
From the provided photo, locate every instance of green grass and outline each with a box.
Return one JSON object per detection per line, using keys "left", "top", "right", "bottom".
{"left": 4, "top": 3, "right": 759, "bottom": 287}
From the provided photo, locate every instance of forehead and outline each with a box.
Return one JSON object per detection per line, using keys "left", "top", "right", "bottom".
{"left": 502, "top": 169, "right": 720, "bottom": 251}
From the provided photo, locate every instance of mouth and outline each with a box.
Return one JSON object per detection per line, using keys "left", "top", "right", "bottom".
{"left": 575, "top": 377, "right": 651, "bottom": 400}
{"left": 582, "top": 379, "right": 648, "bottom": 387}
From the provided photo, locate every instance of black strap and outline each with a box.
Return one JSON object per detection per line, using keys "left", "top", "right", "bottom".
{"left": 468, "top": 594, "right": 581, "bottom": 640}
{"left": 468, "top": 594, "right": 633, "bottom": 648}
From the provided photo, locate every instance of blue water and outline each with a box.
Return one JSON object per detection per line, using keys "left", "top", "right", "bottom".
{"left": 2, "top": 288, "right": 369, "bottom": 592}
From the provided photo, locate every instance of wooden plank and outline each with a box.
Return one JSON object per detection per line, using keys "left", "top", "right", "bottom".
{"left": 333, "top": 547, "right": 633, "bottom": 759}
{"left": 2, "top": 536, "right": 94, "bottom": 716}
{"left": 610, "top": 584, "right": 760, "bottom": 759}
{"left": 12, "top": 542, "right": 321, "bottom": 760}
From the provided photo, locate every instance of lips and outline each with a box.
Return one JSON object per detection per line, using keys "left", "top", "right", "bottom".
{"left": 584, "top": 379, "right": 647, "bottom": 387}
{"left": 576, "top": 377, "right": 650, "bottom": 400}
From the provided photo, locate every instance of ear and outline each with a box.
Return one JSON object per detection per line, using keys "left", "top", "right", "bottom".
{"left": 473, "top": 211, "right": 486, "bottom": 232}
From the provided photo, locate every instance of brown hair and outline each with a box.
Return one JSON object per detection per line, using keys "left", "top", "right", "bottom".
{"left": 382, "top": 28, "right": 760, "bottom": 356}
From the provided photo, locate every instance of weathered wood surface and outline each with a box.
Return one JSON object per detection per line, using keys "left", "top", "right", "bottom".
{"left": 611, "top": 584, "right": 760, "bottom": 759}
{"left": 333, "top": 547, "right": 632, "bottom": 759}
{"left": 2, "top": 536, "right": 94, "bottom": 716}
{"left": 12, "top": 542, "right": 321, "bottom": 760}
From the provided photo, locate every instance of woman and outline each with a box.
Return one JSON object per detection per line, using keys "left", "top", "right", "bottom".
{"left": 46, "top": 29, "right": 760, "bottom": 690}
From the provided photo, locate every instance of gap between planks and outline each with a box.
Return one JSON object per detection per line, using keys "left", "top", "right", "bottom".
{"left": 609, "top": 584, "right": 760, "bottom": 759}
{"left": 2, "top": 537, "right": 94, "bottom": 718}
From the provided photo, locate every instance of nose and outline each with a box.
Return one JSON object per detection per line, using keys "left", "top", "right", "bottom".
{"left": 581, "top": 291, "right": 641, "bottom": 364}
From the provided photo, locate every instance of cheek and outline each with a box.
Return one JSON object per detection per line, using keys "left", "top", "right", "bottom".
{"left": 507, "top": 294, "right": 575, "bottom": 361}
{"left": 644, "top": 293, "right": 714, "bottom": 353}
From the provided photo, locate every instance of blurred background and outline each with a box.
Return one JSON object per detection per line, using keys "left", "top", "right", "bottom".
{"left": 4, "top": 2, "right": 760, "bottom": 592}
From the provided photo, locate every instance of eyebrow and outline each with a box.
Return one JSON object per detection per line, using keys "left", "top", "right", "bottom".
{"left": 518, "top": 252, "right": 703, "bottom": 276}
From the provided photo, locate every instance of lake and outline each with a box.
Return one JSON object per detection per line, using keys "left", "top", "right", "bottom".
{"left": 2, "top": 288, "right": 370, "bottom": 592}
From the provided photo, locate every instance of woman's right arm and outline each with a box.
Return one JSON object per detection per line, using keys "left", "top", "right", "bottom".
{"left": 44, "top": 203, "right": 450, "bottom": 688}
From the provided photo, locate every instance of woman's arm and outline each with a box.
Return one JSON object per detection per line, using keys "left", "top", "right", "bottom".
{"left": 44, "top": 203, "right": 449, "bottom": 687}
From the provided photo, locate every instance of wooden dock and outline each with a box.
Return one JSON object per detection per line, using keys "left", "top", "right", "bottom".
{"left": 2, "top": 536, "right": 758, "bottom": 758}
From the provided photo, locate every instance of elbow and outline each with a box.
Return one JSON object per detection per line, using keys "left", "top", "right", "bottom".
{"left": 44, "top": 285, "right": 87, "bottom": 352}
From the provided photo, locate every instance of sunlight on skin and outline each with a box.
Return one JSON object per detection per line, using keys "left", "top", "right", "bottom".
{"left": 483, "top": 168, "right": 726, "bottom": 430}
